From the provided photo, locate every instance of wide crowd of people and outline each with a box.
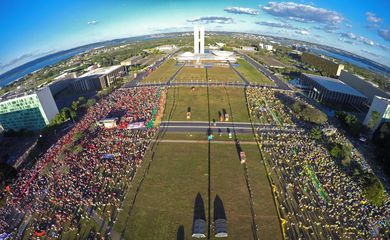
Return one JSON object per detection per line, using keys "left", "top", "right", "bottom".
{"left": 249, "top": 88, "right": 389, "bottom": 239}
{"left": 0, "top": 87, "right": 162, "bottom": 238}
{"left": 247, "top": 87, "right": 294, "bottom": 126}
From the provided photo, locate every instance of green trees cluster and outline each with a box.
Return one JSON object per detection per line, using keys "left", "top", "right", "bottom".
{"left": 51, "top": 97, "right": 92, "bottom": 126}
{"left": 367, "top": 110, "right": 381, "bottom": 130}
{"left": 329, "top": 142, "right": 352, "bottom": 166}
{"left": 362, "top": 173, "right": 385, "bottom": 206}
{"left": 327, "top": 141, "right": 385, "bottom": 206}
{"left": 51, "top": 107, "right": 76, "bottom": 125}
{"left": 0, "top": 163, "right": 17, "bottom": 192}
{"left": 372, "top": 122, "right": 390, "bottom": 174}
{"left": 335, "top": 111, "right": 366, "bottom": 137}
{"left": 291, "top": 100, "right": 327, "bottom": 124}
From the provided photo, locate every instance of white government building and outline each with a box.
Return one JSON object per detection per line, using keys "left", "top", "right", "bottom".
{"left": 177, "top": 26, "right": 236, "bottom": 64}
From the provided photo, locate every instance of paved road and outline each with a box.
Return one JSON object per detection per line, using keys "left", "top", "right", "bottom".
{"left": 156, "top": 139, "right": 258, "bottom": 144}
{"left": 236, "top": 51, "right": 291, "bottom": 90}
{"left": 159, "top": 121, "right": 300, "bottom": 134}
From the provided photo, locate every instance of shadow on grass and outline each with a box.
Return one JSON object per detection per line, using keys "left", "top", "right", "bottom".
{"left": 176, "top": 225, "right": 184, "bottom": 240}
{"left": 213, "top": 195, "right": 226, "bottom": 221}
{"left": 193, "top": 193, "right": 206, "bottom": 221}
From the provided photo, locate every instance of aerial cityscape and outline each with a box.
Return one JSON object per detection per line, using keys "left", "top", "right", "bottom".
{"left": 0, "top": 1, "right": 389, "bottom": 239}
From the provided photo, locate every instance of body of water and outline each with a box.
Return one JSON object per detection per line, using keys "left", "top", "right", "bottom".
{"left": 310, "top": 48, "right": 390, "bottom": 76}
{"left": 0, "top": 49, "right": 88, "bottom": 87}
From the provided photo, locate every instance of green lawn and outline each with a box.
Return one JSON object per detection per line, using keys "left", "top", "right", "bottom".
{"left": 143, "top": 59, "right": 180, "bottom": 83}
{"left": 235, "top": 59, "right": 275, "bottom": 85}
{"left": 175, "top": 67, "right": 207, "bottom": 82}
{"left": 206, "top": 67, "right": 242, "bottom": 82}
{"left": 163, "top": 87, "right": 250, "bottom": 122}
{"left": 114, "top": 141, "right": 282, "bottom": 240}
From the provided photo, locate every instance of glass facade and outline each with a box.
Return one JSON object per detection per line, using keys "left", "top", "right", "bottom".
{"left": 384, "top": 107, "right": 390, "bottom": 120}
{"left": 0, "top": 94, "right": 48, "bottom": 131}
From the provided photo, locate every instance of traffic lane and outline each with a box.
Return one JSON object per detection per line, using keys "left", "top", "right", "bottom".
{"left": 159, "top": 126, "right": 255, "bottom": 134}
{"left": 240, "top": 54, "right": 291, "bottom": 90}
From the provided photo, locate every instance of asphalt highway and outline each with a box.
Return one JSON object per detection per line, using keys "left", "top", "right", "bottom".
{"left": 236, "top": 51, "right": 291, "bottom": 90}
{"left": 159, "top": 121, "right": 301, "bottom": 134}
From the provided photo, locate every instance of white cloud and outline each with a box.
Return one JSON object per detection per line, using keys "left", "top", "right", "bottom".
{"left": 224, "top": 7, "right": 259, "bottom": 16}
{"left": 255, "top": 21, "right": 302, "bottom": 30}
{"left": 339, "top": 32, "right": 376, "bottom": 46}
{"left": 295, "top": 30, "right": 309, "bottom": 35}
{"left": 262, "top": 2, "right": 343, "bottom": 24}
{"left": 378, "top": 27, "right": 390, "bottom": 42}
{"left": 87, "top": 20, "right": 98, "bottom": 25}
{"left": 187, "top": 16, "right": 234, "bottom": 24}
{"left": 366, "top": 12, "right": 383, "bottom": 23}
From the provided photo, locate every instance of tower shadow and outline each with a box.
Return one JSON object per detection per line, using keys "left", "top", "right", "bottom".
{"left": 213, "top": 195, "right": 226, "bottom": 221}
{"left": 192, "top": 193, "right": 206, "bottom": 238}
{"left": 214, "top": 195, "right": 228, "bottom": 237}
{"left": 193, "top": 192, "right": 206, "bottom": 220}
{"left": 176, "top": 225, "right": 184, "bottom": 240}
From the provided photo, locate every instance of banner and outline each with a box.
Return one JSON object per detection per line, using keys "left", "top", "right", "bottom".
{"left": 127, "top": 122, "right": 146, "bottom": 129}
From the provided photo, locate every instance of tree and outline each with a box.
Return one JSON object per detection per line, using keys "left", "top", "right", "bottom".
{"left": 368, "top": 110, "right": 381, "bottom": 130}
{"left": 372, "top": 122, "right": 390, "bottom": 174}
{"left": 86, "top": 98, "right": 96, "bottom": 108}
{"left": 0, "top": 163, "right": 17, "bottom": 188}
{"left": 310, "top": 127, "right": 322, "bottom": 141}
{"left": 78, "top": 96, "right": 86, "bottom": 105}
{"left": 362, "top": 173, "right": 384, "bottom": 206}
{"left": 71, "top": 100, "right": 79, "bottom": 111}
{"left": 290, "top": 99, "right": 327, "bottom": 124}
{"left": 329, "top": 142, "right": 352, "bottom": 164}
{"left": 336, "top": 111, "right": 364, "bottom": 137}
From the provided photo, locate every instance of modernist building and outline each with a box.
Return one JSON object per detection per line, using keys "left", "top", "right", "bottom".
{"left": 259, "top": 43, "right": 273, "bottom": 51}
{"left": 177, "top": 26, "right": 236, "bottom": 64}
{"left": 156, "top": 44, "right": 178, "bottom": 52}
{"left": 194, "top": 26, "right": 205, "bottom": 54}
{"left": 47, "top": 72, "right": 78, "bottom": 96}
{"left": 301, "top": 52, "right": 344, "bottom": 77}
{"left": 0, "top": 87, "right": 59, "bottom": 131}
{"left": 300, "top": 73, "right": 368, "bottom": 106}
{"left": 72, "top": 65, "right": 126, "bottom": 92}
{"left": 339, "top": 70, "right": 390, "bottom": 104}
{"left": 241, "top": 46, "right": 257, "bottom": 51}
{"left": 363, "top": 96, "right": 390, "bottom": 132}
{"left": 120, "top": 56, "right": 143, "bottom": 67}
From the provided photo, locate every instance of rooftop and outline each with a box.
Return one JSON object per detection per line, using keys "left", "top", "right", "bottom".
{"left": 375, "top": 95, "right": 390, "bottom": 103}
{"left": 79, "top": 65, "right": 123, "bottom": 78}
{"left": 303, "top": 73, "right": 367, "bottom": 98}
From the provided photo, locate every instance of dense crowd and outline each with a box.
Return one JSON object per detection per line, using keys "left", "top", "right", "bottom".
{"left": 249, "top": 88, "right": 389, "bottom": 239}
{"left": 0, "top": 87, "right": 162, "bottom": 237}
{"left": 247, "top": 87, "right": 294, "bottom": 126}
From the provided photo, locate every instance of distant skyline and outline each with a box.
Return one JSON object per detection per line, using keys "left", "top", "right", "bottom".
{"left": 1, "top": 0, "right": 390, "bottom": 74}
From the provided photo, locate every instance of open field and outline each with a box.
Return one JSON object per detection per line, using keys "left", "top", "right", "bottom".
{"left": 114, "top": 140, "right": 282, "bottom": 239}
{"left": 175, "top": 67, "right": 207, "bottom": 82}
{"left": 162, "top": 87, "right": 250, "bottom": 122}
{"left": 143, "top": 59, "right": 180, "bottom": 83}
{"left": 235, "top": 59, "right": 275, "bottom": 85}
{"left": 207, "top": 67, "right": 242, "bottom": 82}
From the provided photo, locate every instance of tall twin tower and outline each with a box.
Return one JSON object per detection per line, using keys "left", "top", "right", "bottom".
{"left": 194, "top": 26, "right": 205, "bottom": 54}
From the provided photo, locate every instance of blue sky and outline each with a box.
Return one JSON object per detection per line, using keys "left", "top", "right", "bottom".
{"left": 1, "top": 0, "right": 390, "bottom": 74}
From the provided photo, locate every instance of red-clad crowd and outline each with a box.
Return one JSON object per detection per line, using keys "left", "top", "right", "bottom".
{"left": 0, "top": 87, "right": 161, "bottom": 237}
